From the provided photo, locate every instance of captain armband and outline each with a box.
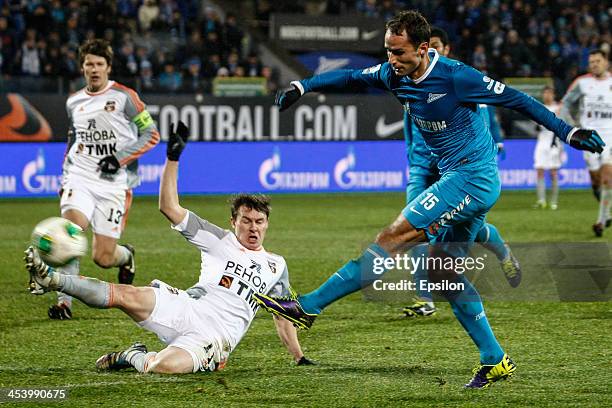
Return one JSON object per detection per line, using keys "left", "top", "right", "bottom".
{"left": 132, "top": 110, "right": 154, "bottom": 131}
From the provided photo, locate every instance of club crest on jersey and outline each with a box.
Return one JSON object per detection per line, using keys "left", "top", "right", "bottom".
{"left": 268, "top": 260, "right": 277, "bottom": 274}
{"left": 427, "top": 93, "right": 447, "bottom": 103}
{"left": 104, "top": 100, "right": 116, "bottom": 112}
{"left": 219, "top": 275, "right": 234, "bottom": 289}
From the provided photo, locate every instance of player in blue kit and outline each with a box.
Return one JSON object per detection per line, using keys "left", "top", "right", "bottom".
{"left": 254, "top": 11, "right": 604, "bottom": 388}
{"left": 403, "top": 27, "right": 521, "bottom": 318}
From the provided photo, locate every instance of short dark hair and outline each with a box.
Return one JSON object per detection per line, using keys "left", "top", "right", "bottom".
{"left": 588, "top": 49, "right": 608, "bottom": 59}
{"left": 385, "top": 10, "right": 431, "bottom": 49}
{"left": 78, "top": 39, "right": 113, "bottom": 66}
{"left": 430, "top": 26, "right": 449, "bottom": 47}
{"left": 230, "top": 194, "right": 271, "bottom": 219}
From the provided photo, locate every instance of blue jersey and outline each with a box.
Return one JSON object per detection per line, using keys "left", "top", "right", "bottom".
{"left": 404, "top": 111, "right": 438, "bottom": 172}
{"left": 298, "top": 49, "right": 572, "bottom": 174}
{"left": 404, "top": 104, "right": 501, "bottom": 172}
{"left": 483, "top": 105, "right": 503, "bottom": 144}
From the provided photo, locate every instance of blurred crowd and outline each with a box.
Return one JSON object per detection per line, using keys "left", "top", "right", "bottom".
{"left": 1, "top": 1, "right": 609, "bottom": 96}
{"left": 253, "top": 0, "right": 611, "bottom": 95}
{"left": 0, "top": 0, "right": 279, "bottom": 93}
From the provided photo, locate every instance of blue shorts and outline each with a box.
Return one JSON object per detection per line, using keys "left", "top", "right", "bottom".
{"left": 406, "top": 166, "right": 440, "bottom": 204}
{"left": 402, "top": 162, "right": 500, "bottom": 247}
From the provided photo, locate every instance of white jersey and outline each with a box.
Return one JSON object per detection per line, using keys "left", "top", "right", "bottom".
{"left": 536, "top": 103, "right": 561, "bottom": 145}
{"left": 63, "top": 80, "right": 159, "bottom": 189}
{"left": 534, "top": 103, "right": 566, "bottom": 169}
{"left": 560, "top": 72, "right": 612, "bottom": 138}
{"left": 172, "top": 211, "right": 291, "bottom": 350}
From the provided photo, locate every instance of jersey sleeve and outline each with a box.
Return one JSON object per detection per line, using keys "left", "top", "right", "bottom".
{"left": 171, "top": 211, "right": 230, "bottom": 252}
{"left": 486, "top": 105, "right": 503, "bottom": 143}
{"left": 403, "top": 111, "right": 412, "bottom": 159}
{"left": 267, "top": 264, "right": 291, "bottom": 297}
{"left": 113, "top": 85, "right": 160, "bottom": 165}
{"left": 453, "top": 64, "right": 574, "bottom": 142}
{"left": 296, "top": 62, "right": 393, "bottom": 94}
{"left": 559, "top": 80, "right": 582, "bottom": 126}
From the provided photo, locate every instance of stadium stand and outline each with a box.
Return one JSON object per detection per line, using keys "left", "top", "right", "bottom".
{"left": 0, "top": 0, "right": 279, "bottom": 94}
{"left": 0, "top": 1, "right": 608, "bottom": 97}
{"left": 250, "top": 0, "right": 610, "bottom": 96}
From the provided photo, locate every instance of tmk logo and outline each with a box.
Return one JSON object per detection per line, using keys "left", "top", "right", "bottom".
{"left": 22, "top": 148, "right": 62, "bottom": 193}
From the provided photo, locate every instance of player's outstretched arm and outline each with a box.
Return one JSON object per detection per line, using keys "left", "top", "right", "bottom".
{"left": 275, "top": 63, "right": 392, "bottom": 112}
{"left": 273, "top": 315, "right": 314, "bottom": 365}
{"left": 159, "top": 121, "right": 189, "bottom": 225}
{"left": 453, "top": 65, "right": 604, "bottom": 154}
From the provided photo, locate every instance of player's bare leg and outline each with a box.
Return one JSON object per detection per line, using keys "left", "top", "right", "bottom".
{"left": 589, "top": 169, "right": 601, "bottom": 202}
{"left": 145, "top": 347, "right": 194, "bottom": 374}
{"left": 92, "top": 233, "right": 135, "bottom": 284}
{"left": 375, "top": 213, "right": 427, "bottom": 253}
{"left": 24, "top": 245, "right": 175, "bottom": 372}
{"left": 594, "top": 164, "right": 612, "bottom": 237}
{"left": 25, "top": 245, "right": 154, "bottom": 318}
{"left": 96, "top": 345, "right": 195, "bottom": 374}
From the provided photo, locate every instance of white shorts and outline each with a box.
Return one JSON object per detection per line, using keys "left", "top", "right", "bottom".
{"left": 534, "top": 141, "right": 566, "bottom": 170}
{"left": 60, "top": 177, "right": 132, "bottom": 239}
{"left": 138, "top": 280, "right": 230, "bottom": 373}
{"left": 583, "top": 148, "right": 612, "bottom": 172}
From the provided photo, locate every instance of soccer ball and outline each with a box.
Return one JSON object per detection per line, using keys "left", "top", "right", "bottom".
{"left": 31, "top": 217, "right": 87, "bottom": 267}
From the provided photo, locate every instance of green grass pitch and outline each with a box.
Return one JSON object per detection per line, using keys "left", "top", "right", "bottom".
{"left": 0, "top": 190, "right": 610, "bottom": 407}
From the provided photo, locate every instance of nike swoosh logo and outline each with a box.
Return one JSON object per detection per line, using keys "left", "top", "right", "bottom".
{"left": 409, "top": 206, "right": 423, "bottom": 216}
{"left": 427, "top": 93, "right": 447, "bottom": 103}
{"left": 375, "top": 116, "right": 404, "bottom": 138}
{"left": 361, "top": 30, "right": 380, "bottom": 41}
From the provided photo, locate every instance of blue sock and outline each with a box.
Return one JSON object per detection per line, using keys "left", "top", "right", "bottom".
{"left": 442, "top": 275, "right": 505, "bottom": 365}
{"left": 475, "top": 223, "right": 508, "bottom": 261}
{"left": 299, "top": 244, "right": 389, "bottom": 314}
{"left": 411, "top": 244, "right": 433, "bottom": 302}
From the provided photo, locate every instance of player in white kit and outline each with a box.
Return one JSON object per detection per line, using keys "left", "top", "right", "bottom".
{"left": 561, "top": 49, "right": 612, "bottom": 236}
{"left": 533, "top": 86, "right": 566, "bottom": 210}
{"left": 24, "top": 122, "right": 312, "bottom": 373}
{"left": 43, "top": 39, "right": 160, "bottom": 319}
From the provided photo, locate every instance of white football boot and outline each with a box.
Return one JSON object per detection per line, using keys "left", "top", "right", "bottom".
{"left": 24, "top": 246, "right": 60, "bottom": 293}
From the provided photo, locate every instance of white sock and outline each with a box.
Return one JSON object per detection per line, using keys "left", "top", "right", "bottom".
{"left": 128, "top": 351, "right": 157, "bottom": 373}
{"left": 57, "top": 259, "right": 79, "bottom": 308}
{"left": 536, "top": 177, "right": 546, "bottom": 203}
{"left": 597, "top": 187, "right": 612, "bottom": 224}
{"left": 550, "top": 177, "right": 559, "bottom": 206}
{"left": 56, "top": 274, "right": 113, "bottom": 308}
{"left": 112, "top": 245, "right": 131, "bottom": 267}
